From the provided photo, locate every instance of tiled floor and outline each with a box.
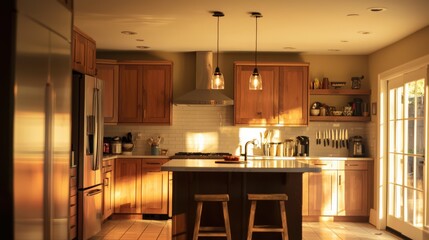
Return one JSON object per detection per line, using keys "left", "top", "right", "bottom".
{"left": 91, "top": 219, "right": 402, "bottom": 240}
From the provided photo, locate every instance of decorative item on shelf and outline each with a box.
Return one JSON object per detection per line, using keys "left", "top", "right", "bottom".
{"left": 332, "top": 110, "right": 343, "bottom": 116}
{"left": 313, "top": 78, "right": 320, "bottom": 89}
{"left": 362, "top": 102, "right": 369, "bottom": 116}
{"left": 320, "top": 106, "right": 327, "bottom": 116}
{"left": 210, "top": 11, "right": 225, "bottom": 89}
{"left": 351, "top": 75, "right": 364, "bottom": 89}
{"left": 249, "top": 12, "right": 263, "bottom": 90}
{"left": 310, "top": 108, "right": 320, "bottom": 116}
{"left": 353, "top": 98, "right": 363, "bottom": 116}
{"left": 322, "top": 77, "right": 330, "bottom": 89}
{"left": 330, "top": 81, "right": 346, "bottom": 89}
{"left": 147, "top": 136, "right": 162, "bottom": 155}
{"left": 328, "top": 106, "right": 336, "bottom": 116}
{"left": 343, "top": 105, "right": 353, "bottom": 116}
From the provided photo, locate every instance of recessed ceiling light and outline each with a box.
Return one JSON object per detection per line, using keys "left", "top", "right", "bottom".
{"left": 368, "top": 7, "right": 387, "bottom": 12}
{"left": 347, "top": 13, "right": 359, "bottom": 17}
{"left": 358, "top": 31, "right": 371, "bottom": 35}
{"left": 328, "top": 49, "right": 341, "bottom": 52}
{"left": 341, "top": 40, "right": 349, "bottom": 43}
{"left": 136, "top": 46, "right": 150, "bottom": 49}
{"left": 121, "top": 31, "right": 137, "bottom": 35}
{"left": 136, "top": 39, "right": 144, "bottom": 42}
{"left": 283, "top": 47, "right": 296, "bottom": 50}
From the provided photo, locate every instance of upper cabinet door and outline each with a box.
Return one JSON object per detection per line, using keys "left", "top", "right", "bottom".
{"left": 142, "top": 65, "right": 172, "bottom": 124}
{"left": 118, "top": 65, "right": 143, "bottom": 123}
{"left": 96, "top": 63, "right": 119, "bottom": 124}
{"left": 72, "top": 32, "right": 86, "bottom": 73}
{"left": 234, "top": 65, "right": 278, "bottom": 125}
{"left": 278, "top": 66, "right": 309, "bottom": 125}
{"left": 85, "top": 40, "right": 96, "bottom": 76}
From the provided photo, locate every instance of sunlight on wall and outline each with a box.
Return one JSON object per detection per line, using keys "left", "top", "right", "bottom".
{"left": 185, "top": 132, "right": 218, "bottom": 152}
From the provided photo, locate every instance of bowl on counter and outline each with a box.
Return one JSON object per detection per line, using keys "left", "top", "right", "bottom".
{"left": 310, "top": 109, "right": 320, "bottom": 116}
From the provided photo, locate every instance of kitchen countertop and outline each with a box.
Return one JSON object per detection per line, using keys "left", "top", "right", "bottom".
{"left": 161, "top": 159, "right": 322, "bottom": 173}
{"left": 102, "top": 154, "right": 170, "bottom": 160}
{"left": 103, "top": 154, "right": 373, "bottom": 161}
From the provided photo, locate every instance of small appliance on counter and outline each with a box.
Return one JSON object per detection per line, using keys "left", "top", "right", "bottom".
{"left": 349, "top": 136, "right": 365, "bottom": 157}
{"left": 110, "top": 137, "right": 122, "bottom": 155}
{"left": 122, "top": 132, "right": 134, "bottom": 155}
{"left": 295, "top": 136, "right": 310, "bottom": 157}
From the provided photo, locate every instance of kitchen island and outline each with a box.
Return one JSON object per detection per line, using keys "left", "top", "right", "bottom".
{"left": 161, "top": 159, "right": 321, "bottom": 240}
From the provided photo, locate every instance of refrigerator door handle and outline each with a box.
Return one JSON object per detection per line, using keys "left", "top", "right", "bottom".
{"left": 92, "top": 86, "right": 100, "bottom": 171}
{"left": 86, "top": 188, "right": 102, "bottom": 197}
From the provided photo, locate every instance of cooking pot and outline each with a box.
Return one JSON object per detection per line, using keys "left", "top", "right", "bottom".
{"left": 284, "top": 139, "right": 295, "bottom": 157}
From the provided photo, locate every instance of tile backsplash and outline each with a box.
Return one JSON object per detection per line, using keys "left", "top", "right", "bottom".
{"left": 105, "top": 106, "right": 375, "bottom": 157}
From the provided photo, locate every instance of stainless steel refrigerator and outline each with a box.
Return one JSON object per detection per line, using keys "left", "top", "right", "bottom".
{"left": 72, "top": 73, "right": 104, "bottom": 240}
{"left": 13, "top": 0, "right": 72, "bottom": 239}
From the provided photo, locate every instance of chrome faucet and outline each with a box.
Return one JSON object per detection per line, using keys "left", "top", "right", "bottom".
{"left": 244, "top": 139, "right": 258, "bottom": 161}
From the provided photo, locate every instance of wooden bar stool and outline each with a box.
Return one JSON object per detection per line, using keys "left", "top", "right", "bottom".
{"left": 247, "top": 194, "right": 289, "bottom": 240}
{"left": 193, "top": 194, "right": 232, "bottom": 240}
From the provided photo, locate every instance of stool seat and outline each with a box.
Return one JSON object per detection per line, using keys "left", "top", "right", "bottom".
{"left": 247, "top": 193, "right": 289, "bottom": 240}
{"left": 193, "top": 194, "right": 232, "bottom": 240}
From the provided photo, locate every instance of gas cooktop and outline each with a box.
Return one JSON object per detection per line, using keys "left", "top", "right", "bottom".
{"left": 171, "top": 152, "right": 232, "bottom": 159}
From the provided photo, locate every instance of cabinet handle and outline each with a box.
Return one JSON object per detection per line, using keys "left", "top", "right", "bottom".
{"left": 256, "top": 112, "right": 262, "bottom": 116}
{"left": 104, "top": 178, "right": 109, "bottom": 187}
{"left": 314, "top": 163, "right": 327, "bottom": 166}
{"left": 345, "top": 164, "right": 359, "bottom": 167}
{"left": 339, "top": 175, "right": 342, "bottom": 185}
{"left": 146, "top": 162, "right": 161, "bottom": 165}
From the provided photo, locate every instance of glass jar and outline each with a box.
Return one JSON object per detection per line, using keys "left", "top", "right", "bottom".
{"left": 351, "top": 76, "right": 364, "bottom": 89}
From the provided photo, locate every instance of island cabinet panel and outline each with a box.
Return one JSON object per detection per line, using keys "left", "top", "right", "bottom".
{"left": 96, "top": 61, "right": 119, "bottom": 124}
{"left": 114, "top": 158, "right": 142, "bottom": 213}
{"left": 234, "top": 65, "right": 278, "bottom": 125}
{"left": 118, "top": 63, "right": 172, "bottom": 124}
{"left": 172, "top": 172, "right": 304, "bottom": 240}
{"left": 234, "top": 62, "right": 309, "bottom": 126}
{"left": 141, "top": 159, "right": 169, "bottom": 214}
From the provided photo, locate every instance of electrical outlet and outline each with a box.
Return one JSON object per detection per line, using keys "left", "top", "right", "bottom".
{"left": 135, "top": 132, "right": 142, "bottom": 139}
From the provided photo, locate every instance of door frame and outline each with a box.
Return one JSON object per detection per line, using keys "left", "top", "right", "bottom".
{"left": 376, "top": 54, "right": 429, "bottom": 237}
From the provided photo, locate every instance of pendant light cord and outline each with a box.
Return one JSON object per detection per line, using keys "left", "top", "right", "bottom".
{"left": 216, "top": 15, "right": 220, "bottom": 68}
{"left": 255, "top": 15, "right": 258, "bottom": 69}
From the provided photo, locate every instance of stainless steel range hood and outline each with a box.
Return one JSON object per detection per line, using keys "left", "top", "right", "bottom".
{"left": 174, "top": 52, "right": 234, "bottom": 106}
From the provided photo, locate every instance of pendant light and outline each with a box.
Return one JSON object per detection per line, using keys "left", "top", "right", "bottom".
{"left": 211, "top": 11, "right": 225, "bottom": 89}
{"left": 249, "top": 12, "right": 263, "bottom": 90}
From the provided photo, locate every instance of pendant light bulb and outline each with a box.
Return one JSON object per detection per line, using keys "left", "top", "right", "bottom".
{"left": 249, "top": 12, "right": 263, "bottom": 90}
{"left": 211, "top": 11, "right": 225, "bottom": 90}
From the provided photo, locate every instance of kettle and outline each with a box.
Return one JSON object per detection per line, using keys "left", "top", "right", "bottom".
{"left": 349, "top": 136, "right": 364, "bottom": 157}
{"left": 295, "top": 136, "right": 310, "bottom": 157}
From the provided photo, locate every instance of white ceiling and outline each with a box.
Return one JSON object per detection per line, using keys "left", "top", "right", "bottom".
{"left": 74, "top": 0, "right": 429, "bottom": 55}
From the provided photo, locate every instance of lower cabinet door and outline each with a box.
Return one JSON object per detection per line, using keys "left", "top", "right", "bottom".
{"left": 308, "top": 170, "right": 338, "bottom": 216}
{"left": 114, "top": 158, "right": 142, "bottom": 213}
{"left": 103, "top": 170, "right": 113, "bottom": 220}
{"left": 141, "top": 171, "right": 169, "bottom": 214}
{"left": 337, "top": 169, "right": 368, "bottom": 216}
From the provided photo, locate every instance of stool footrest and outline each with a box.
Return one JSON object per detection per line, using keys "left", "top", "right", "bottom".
{"left": 199, "top": 226, "right": 226, "bottom": 232}
{"left": 248, "top": 194, "right": 288, "bottom": 201}
{"left": 195, "top": 194, "right": 229, "bottom": 202}
{"left": 252, "top": 225, "right": 285, "bottom": 232}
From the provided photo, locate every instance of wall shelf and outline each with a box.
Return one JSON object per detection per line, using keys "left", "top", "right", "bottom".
{"left": 310, "top": 89, "right": 371, "bottom": 95}
{"left": 309, "top": 116, "right": 371, "bottom": 122}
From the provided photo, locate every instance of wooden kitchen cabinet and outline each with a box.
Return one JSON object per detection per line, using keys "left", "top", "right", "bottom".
{"left": 102, "top": 159, "right": 115, "bottom": 220}
{"left": 337, "top": 161, "right": 369, "bottom": 216}
{"left": 118, "top": 62, "right": 172, "bottom": 124}
{"left": 96, "top": 60, "right": 119, "bottom": 124}
{"left": 234, "top": 62, "right": 309, "bottom": 126}
{"left": 141, "top": 159, "right": 169, "bottom": 214}
{"left": 308, "top": 169, "right": 338, "bottom": 216}
{"left": 72, "top": 27, "right": 96, "bottom": 76}
{"left": 304, "top": 160, "right": 371, "bottom": 219}
{"left": 114, "top": 158, "right": 142, "bottom": 213}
